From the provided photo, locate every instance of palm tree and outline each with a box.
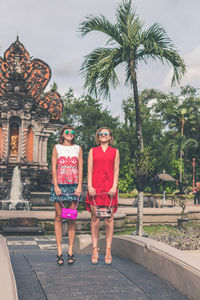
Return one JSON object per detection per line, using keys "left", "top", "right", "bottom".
{"left": 79, "top": 0, "right": 186, "bottom": 235}
{"left": 168, "top": 135, "right": 198, "bottom": 182}
{"left": 166, "top": 107, "right": 196, "bottom": 183}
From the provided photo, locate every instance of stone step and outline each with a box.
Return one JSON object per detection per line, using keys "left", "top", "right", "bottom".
{"left": 4, "top": 165, "right": 16, "bottom": 181}
{"left": 8, "top": 156, "right": 18, "bottom": 163}
{"left": 118, "top": 198, "right": 134, "bottom": 206}
{"left": 31, "top": 206, "right": 54, "bottom": 211}
{"left": 2, "top": 226, "right": 44, "bottom": 235}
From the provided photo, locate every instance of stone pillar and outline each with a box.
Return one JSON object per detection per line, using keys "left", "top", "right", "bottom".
{"left": 27, "top": 128, "right": 34, "bottom": 162}
{"left": 21, "top": 126, "right": 28, "bottom": 159}
{"left": 38, "top": 136, "right": 42, "bottom": 163}
{"left": 33, "top": 133, "right": 39, "bottom": 163}
{"left": 0, "top": 127, "right": 2, "bottom": 159}
{"left": 2, "top": 124, "right": 8, "bottom": 160}
{"left": 41, "top": 136, "right": 49, "bottom": 164}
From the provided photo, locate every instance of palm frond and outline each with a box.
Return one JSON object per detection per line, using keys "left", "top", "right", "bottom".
{"left": 116, "top": 0, "right": 143, "bottom": 47}
{"left": 79, "top": 15, "right": 122, "bottom": 45}
{"left": 137, "top": 23, "right": 186, "bottom": 85}
{"left": 141, "top": 23, "right": 175, "bottom": 51}
{"left": 182, "top": 137, "right": 198, "bottom": 150}
{"left": 80, "top": 47, "right": 123, "bottom": 98}
{"left": 163, "top": 50, "right": 186, "bottom": 85}
{"left": 116, "top": 0, "right": 133, "bottom": 32}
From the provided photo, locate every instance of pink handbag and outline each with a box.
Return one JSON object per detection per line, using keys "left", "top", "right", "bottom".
{"left": 58, "top": 195, "right": 79, "bottom": 220}
{"left": 61, "top": 207, "right": 78, "bottom": 219}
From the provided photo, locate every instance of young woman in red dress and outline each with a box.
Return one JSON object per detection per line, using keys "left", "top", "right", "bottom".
{"left": 86, "top": 127, "right": 120, "bottom": 264}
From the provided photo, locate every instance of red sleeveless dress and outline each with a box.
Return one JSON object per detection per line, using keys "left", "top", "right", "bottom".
{"left": 86, "top": 146, "right": 118, "bottom": 213}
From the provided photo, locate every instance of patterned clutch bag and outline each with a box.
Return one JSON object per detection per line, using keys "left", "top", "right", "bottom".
{"left": 96, "top": 207, "right": 111, "bottom": 218}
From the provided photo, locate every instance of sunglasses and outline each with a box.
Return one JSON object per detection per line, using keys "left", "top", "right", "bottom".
{"left": 64, "top": 129, "right": 75, "bottom": 135}
{"left": 99, "top": 132, "right": 109, "bottom": 136}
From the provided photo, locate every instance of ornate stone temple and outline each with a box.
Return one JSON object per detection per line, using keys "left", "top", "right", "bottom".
{"left": 0, "top": 37, "right": 63, "bottom": 198}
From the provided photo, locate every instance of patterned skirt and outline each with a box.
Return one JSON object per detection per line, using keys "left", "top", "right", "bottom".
{"left": 50, "top": 183, "right": 82, "bottom": 203}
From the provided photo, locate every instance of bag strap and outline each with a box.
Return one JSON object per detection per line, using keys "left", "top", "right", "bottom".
{"left": 57, "top": 193, "right": 80, "bottom": 209}
{"left": 92, "top": 192, "right": 113, "bottom": 209}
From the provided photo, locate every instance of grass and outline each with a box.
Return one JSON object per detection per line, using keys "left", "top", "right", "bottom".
{"left": 114, "top": 224, "right": 180, "bottom": 236}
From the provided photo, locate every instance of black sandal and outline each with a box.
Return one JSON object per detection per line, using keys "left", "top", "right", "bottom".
{"left": 67, "top": 253, "right": 75, "bottom": 264}
{"left": 57, "top": 254, "right": 64, "bottom": 266}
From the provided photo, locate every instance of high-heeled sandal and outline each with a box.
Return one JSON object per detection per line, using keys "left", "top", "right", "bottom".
{"left": 67, "top": 253, "right": 75, "bottom": 264}
{"left": 91, "top": 246, "right": 99, "bottom": 264}
{"left": 105, "top": 248, "right": 112, "bottom": 265}
{"left": 56, "top": 254, "right": 64, "bottom": 266}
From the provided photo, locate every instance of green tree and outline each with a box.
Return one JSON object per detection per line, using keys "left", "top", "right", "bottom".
{"left": 79, "top": 0, "right": 186, "bottom": 235}
{"left": 156, "top": 92, "right": 197, "bottom": 184}
{"left": 50, "top": 81, "right": 58, "bottom": 91}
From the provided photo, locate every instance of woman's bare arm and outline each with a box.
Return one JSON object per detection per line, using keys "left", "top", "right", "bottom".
{"left": 87, "top": 148, "right": 96, "bottom": 196}
{"left": 75, "top": 147, "right": 83, "bottom": 196}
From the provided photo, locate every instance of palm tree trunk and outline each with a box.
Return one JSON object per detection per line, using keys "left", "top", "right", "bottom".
{"left": 137, "top": 191, "right": 144, "bottom": 236}
{"left": 180, "top": 118, "right": 184, "bottom": 183}
{"left": 130, "top": 63, "right": 144, "bottom": 236}
{"left": 180, "top": 149, "right": 183, "bottom": 183}
{"left": 132, "top": 77, "right": 144, "bottom": 151}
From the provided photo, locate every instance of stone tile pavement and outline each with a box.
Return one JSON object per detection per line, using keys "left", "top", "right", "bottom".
{"left": 7, "top": 236, "right": 190, "bottom": 300}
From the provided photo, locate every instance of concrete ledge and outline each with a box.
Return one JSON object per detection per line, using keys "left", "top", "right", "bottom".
{"left": 0, "top": 235, "right": 18, "bottom": 300}
{"left": 73, "top": 234, "right": 93, "bottom": 254}
{"left": 97, "top": 236, "right": 200, "bottom": 300}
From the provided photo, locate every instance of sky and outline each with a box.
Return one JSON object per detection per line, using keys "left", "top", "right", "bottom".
{"left": 1, "top": 0, "right": 200, "bottom": 118}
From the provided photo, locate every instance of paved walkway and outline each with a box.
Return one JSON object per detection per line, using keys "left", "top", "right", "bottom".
{"left": 7, "top": 236, "right": 190, "bottom": 300}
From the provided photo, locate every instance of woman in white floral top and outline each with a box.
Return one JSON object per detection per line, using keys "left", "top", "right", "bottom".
{"left": 50, "top": 125, "right": 83, "bottom": 265}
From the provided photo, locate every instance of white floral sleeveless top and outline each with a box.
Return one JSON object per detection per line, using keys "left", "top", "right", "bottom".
{"left": 55, "top": 144, "right": 80, "bottom": 185}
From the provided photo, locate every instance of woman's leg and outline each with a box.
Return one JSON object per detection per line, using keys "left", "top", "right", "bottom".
{"left": 67, "top": 201, "right": 76, "bottom": 256}
{"left": 198, "top": 194, "right": 200, "bottom": 205}
{"left": 105, "top": 209, "right": 114, "bottom": 264}
{"left": 54, "top": 202, "right": 63, "bottom": 256}
{"left": 90, "top": 205, "right": 100, "bottom": 262}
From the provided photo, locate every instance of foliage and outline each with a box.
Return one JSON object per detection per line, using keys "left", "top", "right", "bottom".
{"left": 137, "top": 86, "right": 200, "bottom": 190}
{"left": 119, "top": 189, "right": 138, "bottom": 198}
{"left": 50, "top": 81, "right": 58, "bottom": 91}
{"left": 118, "top": 171, "right": 134, "bottom": 193}
{"left": 174, "top": 193, "right": 188, "bottom": 219}
{"left": 130, "top": 147, "right": 156, "bottom": 191}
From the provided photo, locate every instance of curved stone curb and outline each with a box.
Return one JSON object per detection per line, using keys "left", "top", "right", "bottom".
{"left": 97, "top": 236, "right": 200, "bottom": 300}
{"left": 73, "top": 234, "right": 199, "bottom": 299}
{"left": 0, "top": 235, "right": 18, "bottom": 300}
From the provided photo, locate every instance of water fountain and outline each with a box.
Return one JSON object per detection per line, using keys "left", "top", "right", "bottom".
{"left": 0, "top": 166, "right": 31, "bottom": 210}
